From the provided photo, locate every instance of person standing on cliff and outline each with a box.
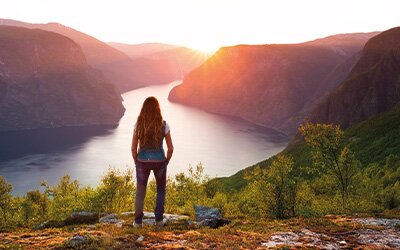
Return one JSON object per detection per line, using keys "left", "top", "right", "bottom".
{"left": 131, "top": 96, "right": 174, "bottom": 227}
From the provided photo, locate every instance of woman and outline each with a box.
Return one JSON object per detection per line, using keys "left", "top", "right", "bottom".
{"left": 131, "top": 96, "right": 174, "bottom": 227}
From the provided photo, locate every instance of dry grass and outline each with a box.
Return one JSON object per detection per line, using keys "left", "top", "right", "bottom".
{"left": 0, "top": 216, "right": 398, "bottom": 249}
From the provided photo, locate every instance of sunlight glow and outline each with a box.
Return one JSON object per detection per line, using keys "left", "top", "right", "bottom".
{"left": 0, "top": 0, "right": 399, "bottom": 50}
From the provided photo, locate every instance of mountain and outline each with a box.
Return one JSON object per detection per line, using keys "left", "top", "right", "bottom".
{"left": 108, "top": 43, "right": 210, "bottom": 83}
{"left": 0, "top": 19, "right": 178, "bottom": 92}
{"left": 168, "top": 32, "right": 378, "bottom": 135}
{"left": 0, "top": 26, "right": 125, "bottom": 131}
{"left": 310, "top": 27, "right": 400, "bottom": 129}
{"left": 108, "top": 42, "right": 178, "bottom": 59}
{"left": 215, "top": 28, "right": 400, "bottom": 191}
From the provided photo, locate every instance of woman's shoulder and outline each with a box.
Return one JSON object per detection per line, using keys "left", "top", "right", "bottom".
{"left": 163, "top": 120, "right": 170, "bottom": 134}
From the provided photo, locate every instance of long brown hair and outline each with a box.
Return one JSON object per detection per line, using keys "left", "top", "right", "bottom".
{"left": 135, "top": 97, "right": 164, "bottom": 148}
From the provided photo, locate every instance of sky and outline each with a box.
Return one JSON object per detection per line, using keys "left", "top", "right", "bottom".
{"left": 0, "top": 0, "right": 399, "bottom": 52}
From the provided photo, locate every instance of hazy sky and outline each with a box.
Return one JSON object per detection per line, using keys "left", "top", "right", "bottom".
{"left": 1, "top": 0, "right": 399, "bottom": 52}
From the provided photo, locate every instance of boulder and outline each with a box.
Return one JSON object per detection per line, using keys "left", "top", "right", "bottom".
{"left": 194, "top": 205, "right": 221, "bottom": 221}
{"left": 194, "top": 205, "right": 230, "bottom": 229}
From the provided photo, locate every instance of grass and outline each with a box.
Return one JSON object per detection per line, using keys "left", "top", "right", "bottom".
{"left": 346, "top": 105, "right": 400, "bottom": 165}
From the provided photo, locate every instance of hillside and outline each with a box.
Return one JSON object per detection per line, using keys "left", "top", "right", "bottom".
{"left": 215, "top": 28, "right": 400, "bottom": 192}
{"left": 0, "top": 26, "right": 125, "bottom": 131}
{"left": 168, "top": 32, "right": 378, "bottom": 135}
{"left": 310, "top": 27, "right": 400, "bottom": 129}
{"left": 0, "top": 19, "right": 180, "bottom": 92}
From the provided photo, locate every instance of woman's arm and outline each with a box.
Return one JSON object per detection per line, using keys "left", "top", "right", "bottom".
{"left": 131, "top": 132, "right": 139, "bottom": 162}
{"left": 165, "top": 132, "right": 174, "bottom": 165}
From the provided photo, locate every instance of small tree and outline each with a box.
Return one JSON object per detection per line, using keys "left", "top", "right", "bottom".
{"left": 243, "top": 155, "right": 297, "bottom": 219}
{"left": 96, "top": 168, "right": 135, "bottom": 213}
{"left": 267, "top": 154, "right": 296, "bottom": 218}
{"left": 173, "top": 164, "right": 209, "bottom": 215}
{"left": 42, "top": 175, "right": 81, "bottom": 220}
{"left": 300, "top": 123, "right": 360, "bottom": 206}
{"left": 0, "top": 176, "right": 13, "bottom": 225}
{"left": 21, "top": 190, "right": 49, "bottom": 226}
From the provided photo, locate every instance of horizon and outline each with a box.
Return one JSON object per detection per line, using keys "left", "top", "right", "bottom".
{"left": 0, "top": 0, "right": 399, "bottom": 53}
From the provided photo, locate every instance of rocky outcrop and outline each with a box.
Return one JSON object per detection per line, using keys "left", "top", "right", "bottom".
{"left": 261, "top": 228, "right": 400, "bottom": 249}
{"left": 0, "top": 26, "right": 125, "bottom": 131}
{"left": 169, "top": 32, "right": 378, "bottom": 135}
{"left": 310, "top": 27, "right": 400, "bottom": 129}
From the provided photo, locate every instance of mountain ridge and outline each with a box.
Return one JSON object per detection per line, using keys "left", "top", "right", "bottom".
{"left": 168, "top": 32, "right": 378, "bottom": 135}
{"left": 0, "top": 25, "right": 125, "bottom": 131}
{"left": 310, "top": 27, "right": 400, "bottom": 128}
{"left": 0, "top": 18, "right": 190, "bottom": 92}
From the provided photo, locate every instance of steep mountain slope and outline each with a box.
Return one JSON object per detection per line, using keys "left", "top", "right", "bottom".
{"left": 0, "top": 19, "right": 139, "bottom": 92}
{"left": 310, "top": 27, "right": 400, "bottom": 129}
{"left": 169, "top": 32, "right": 377, "bottom": 135}
{"left": 215, "top": 28, "right": 400, "bottom": 191}
{"left": 0, "top": 26, "right": 125, "bottom": 131}
{"left": 0, "top": 19, "right": 178, "bottom": 92}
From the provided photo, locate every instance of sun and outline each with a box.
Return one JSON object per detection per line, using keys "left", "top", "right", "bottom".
{"left": 191, "top": 42, "right": 221, "bottom": 54}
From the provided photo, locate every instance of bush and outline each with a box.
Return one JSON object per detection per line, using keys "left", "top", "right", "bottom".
{"left": 0, "top": 176, "right": 13, "bottom": 228}
{"left": 94, "top": 167, "right": 135, "bottom": 213}
{"left": 20, "top": 190, "right": 49, "bottom": 227}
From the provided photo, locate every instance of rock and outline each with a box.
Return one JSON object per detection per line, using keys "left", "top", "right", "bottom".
{"left": 194, "top": 205, "right": 230, "bottom": 229}
{"left": 356, "top": 228, "right": 400, "bottom": 249}
{"left": 123, "top": 211, "right": 190, "bottom": 226}
{"left": 34, "top": 220, "right": 65, "bottom": 230}
{"left": 64, "top": 235, "right": 98, "bottom": 249}
{"left": 164, "top": 213, "right": 190, "bottom": 221}
{"left": 194, "top": 205, "right": 221, "bottom": 221}
{"left": 64, "top": 211, "right": 99, "bottom": 225}
{"left": 353, "top": 218, "right": 400, "bottom": 228}
{"left": 137, "top": 235, "right": 145, "bottom": 242}
{"left": 120, "top": 211, "right": 135, "bottom": 217}
{"left": 143, "top": 212, "right": 156, "bottom": 219}
{"left": 261, "top": 230, "right": 339, "bottom": 249}
{"left": 99, "top": 213, "right": 124, "bottom": 227}
{"left": 99, "top": 213, "right": 118, "bottom": 222}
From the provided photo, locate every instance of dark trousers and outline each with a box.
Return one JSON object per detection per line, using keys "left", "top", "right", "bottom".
{"left": 134, "top": 161, "right": 167, "bottom": 224}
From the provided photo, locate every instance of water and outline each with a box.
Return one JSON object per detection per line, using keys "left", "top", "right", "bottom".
{"left": 0, "top": 81, "right": 288, "bottom": 195}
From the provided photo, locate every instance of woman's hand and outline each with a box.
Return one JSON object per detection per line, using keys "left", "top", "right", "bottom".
{"left": 165, "top": 132, "right": 174, "bottom": 165}
{"left": 131, "top": 132, "right": 139, "bottom": 163}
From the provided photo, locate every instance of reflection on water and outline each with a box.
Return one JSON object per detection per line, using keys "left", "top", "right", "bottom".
{"left": 0, "top": 81, "right": 289, "bottom": 195}
{"left": 0, "top": 125, "right": 115, "bottom": 161}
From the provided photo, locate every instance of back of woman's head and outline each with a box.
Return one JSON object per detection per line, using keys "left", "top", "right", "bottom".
{"left": 135, "top": 97, "right": 164, "bottom": 148}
